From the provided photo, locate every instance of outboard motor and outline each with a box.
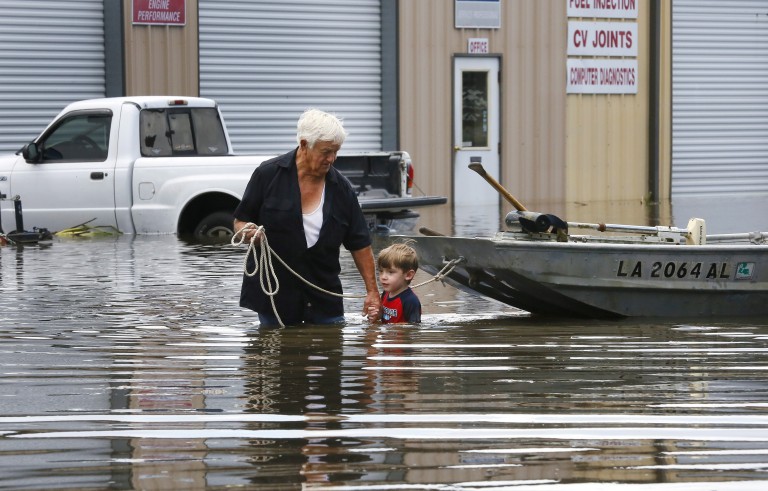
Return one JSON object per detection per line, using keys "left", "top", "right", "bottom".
{"left": 506, "top": 210, "right": 569, "bottom": 241}
{"left": 1, "top": 195, "right": 52, "bottom": 244}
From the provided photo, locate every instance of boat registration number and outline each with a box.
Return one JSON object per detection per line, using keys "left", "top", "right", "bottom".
{"left": 617, "top": 261, "right": 756, "bottom": 280}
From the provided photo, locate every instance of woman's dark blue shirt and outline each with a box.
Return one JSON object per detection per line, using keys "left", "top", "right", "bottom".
{"left": 234, "top": 148, "right": 371, "bottom": 324}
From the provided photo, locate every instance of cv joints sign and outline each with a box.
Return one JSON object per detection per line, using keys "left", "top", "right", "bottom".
{"left": 133, "top": 0, "right": 186, "bottom": 26}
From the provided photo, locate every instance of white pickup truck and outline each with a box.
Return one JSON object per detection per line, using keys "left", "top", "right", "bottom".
{"left": 0, "top": 96, "right": 445, "bottom": 240}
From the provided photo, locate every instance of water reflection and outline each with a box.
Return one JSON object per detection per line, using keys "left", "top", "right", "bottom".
{"left": 1, "top": 199, "right": 768, "bottom": 488}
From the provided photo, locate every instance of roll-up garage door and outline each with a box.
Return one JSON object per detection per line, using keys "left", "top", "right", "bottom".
{"left": 0, "top": 0, "right": 105, "bottom": 154}
{"left": 199, "top": 0, "right": 382, "bottom": 154}
{"left": 672, "top": 0, "right": 768, "bottom": 196}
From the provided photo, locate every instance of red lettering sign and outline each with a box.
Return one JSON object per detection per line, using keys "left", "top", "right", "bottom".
{"left": 133, "top": 0, "right": 186, "bottom": 26}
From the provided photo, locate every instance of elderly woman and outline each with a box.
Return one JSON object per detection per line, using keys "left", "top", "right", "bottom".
{"left": 233, "top": 109, "right": 380, "bottom": 326}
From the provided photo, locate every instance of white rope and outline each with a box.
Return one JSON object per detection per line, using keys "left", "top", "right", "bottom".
{"left": 410, "top": 256, "right": 464, "bottom": 289}
{"left": 232, "top": 222, "right": 367, "bottom": 298}
{"left": 231, "top": 223, "right": 464, "bottom": 326}
{"left": 231, "top": 223, "right": 285, "bottom": 325}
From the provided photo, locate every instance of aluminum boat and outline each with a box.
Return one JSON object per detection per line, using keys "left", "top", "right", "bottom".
{"left": 411, "top": 213, "right": 768, "bottom": 318}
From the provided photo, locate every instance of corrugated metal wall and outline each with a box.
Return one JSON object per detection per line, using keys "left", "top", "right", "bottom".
{"left": 672, "top": 0, "right": 768, "bottom": 196}
{"left": 0, "top": 0, "right": 105, "bottom": 153}
{"left": 198, "top": 0, "right": 383, "bottom": 155}
{"left": 398, "top": 0, "right": 566, "bottom": 225}
{"left": 122, "top": 1, "right": 199, "bottom": 97}
{"left": 565, "top": 1, "right": 650, "bottom": 205}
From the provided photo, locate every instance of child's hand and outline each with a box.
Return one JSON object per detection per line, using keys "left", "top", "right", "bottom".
{"left": 366, "top": 305, "right": 380, "bottom": 323}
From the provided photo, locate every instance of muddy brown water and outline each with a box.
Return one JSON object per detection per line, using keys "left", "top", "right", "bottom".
{"left": 2, "top": 198, "right": 768, "bottom": 490}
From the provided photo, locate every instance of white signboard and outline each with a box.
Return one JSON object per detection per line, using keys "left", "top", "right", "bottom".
{"left": 567, "top": 0, "right": 638, "bottom": 19}
{"left": 568, "top": 21, "right": 637, "bottom": 57}
{"left": 455, "top": 0, "right": 501, "bottom": 29}
{"left": 567, "top": 58, "right": 638, "bottom": 94}
{"left": 468, "top": 38, "right": 489, "bottom": 54}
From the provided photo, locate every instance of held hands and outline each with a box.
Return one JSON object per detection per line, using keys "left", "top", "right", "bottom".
{"left": 364, "top": 291, "right": 382, "bottom": 323}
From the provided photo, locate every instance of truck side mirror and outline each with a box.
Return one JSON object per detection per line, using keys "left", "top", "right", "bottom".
{"left": 22, "top": 142, "right": 41, "bottom": 163}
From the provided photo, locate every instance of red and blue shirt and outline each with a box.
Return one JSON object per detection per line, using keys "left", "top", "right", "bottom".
{"left": 381, "top": 287, "right": 421, "bottom": 324}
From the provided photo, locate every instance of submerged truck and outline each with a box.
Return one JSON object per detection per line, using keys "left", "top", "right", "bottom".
{"left": 0, "top": 96, "right": 446, "bottom": 240}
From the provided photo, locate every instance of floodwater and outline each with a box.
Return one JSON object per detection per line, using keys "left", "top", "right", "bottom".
{"left": 2, "top": 198, "right": 768, "bottom": 490}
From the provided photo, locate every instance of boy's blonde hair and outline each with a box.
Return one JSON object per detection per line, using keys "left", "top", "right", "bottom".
{"left": 377, "top": 242, "right": 419, "bottom": 279}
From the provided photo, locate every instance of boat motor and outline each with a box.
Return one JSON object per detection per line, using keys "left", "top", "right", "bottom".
{"left": 506, "top": 210, "right": 569, "bottom": 235}
{"left": 1, "top": 195, "right": 52, "bottom": 244}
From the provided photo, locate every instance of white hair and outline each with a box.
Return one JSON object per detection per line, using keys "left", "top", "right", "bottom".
{"left": 296, "top": 108, "right": 348, "bottom": 148}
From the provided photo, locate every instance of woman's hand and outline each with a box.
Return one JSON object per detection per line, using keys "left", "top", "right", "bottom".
{"left": 364, "top": 290, "right": 381, "bottom": 323}
{"left": 233, "top": 220, "right": 263, "bottom": 243}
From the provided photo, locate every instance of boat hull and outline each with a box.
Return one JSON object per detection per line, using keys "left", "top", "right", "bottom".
{"left": 411, "top": 234, "right": 768, "bottom": 318}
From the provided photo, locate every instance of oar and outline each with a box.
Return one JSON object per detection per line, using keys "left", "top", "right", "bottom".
{"left": 419, "top": 226, "right": 446, "bottom": 237}
{"left": 467, "top": 163, "right": 700, "bottom": 242}
{"left": 468, "top": 162, "right": 527, "bottom": 211}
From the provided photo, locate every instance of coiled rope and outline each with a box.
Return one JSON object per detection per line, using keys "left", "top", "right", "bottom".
{"left": 231, "top": 222, "right": 463, "bottom": 326}
{"left": 232, "top": 222, "right": 366, "bottom": 327}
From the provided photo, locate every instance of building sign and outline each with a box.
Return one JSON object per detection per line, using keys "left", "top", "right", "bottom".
{"left": 133, "top": 0, "right": 186, "bottom": 26}
{"left": 567, "top": 58, "right": 637, "bottom": 94}
{"left": 468, "top": 38, "right": 489, "bottom": 54}
{"left": 455, "top": 0, "right": 501, "bottom": 29}
{"left": 568, "top": 21, "right": 637, "bottom": 57}
{"left": 567, "top": 0, "right": 638, "bottom": 19}
{"left": 566, "top": 0, "right": 638, "bottom": 94}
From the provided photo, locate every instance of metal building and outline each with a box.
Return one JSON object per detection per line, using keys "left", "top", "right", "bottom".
{"left": 1, "top": 0, "right": 767, "bottom": 216}
{"left": 0, "top": 0, "right": 107, "bottom": 151}
{"left": 671, "top": 0, "right": 768, "bottom": 196}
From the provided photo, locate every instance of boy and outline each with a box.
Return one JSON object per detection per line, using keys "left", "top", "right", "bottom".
{"left": 372, "top": 242, "right": 422, "bottom": 323}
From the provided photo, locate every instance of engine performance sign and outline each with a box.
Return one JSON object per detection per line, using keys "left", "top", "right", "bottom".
{"left": 133, "top": 0, "right": 186, "bottom": 26}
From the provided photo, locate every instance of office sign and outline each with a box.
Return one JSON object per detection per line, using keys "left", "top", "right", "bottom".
{"left": 468, "top": 38, "right": 489, "bottom": 54}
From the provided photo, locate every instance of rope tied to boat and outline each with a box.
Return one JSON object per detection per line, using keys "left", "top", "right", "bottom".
{"left": 232, "top": 223, "right": 463, "bottom": 325}
{"left": 410, "top": 256, "right": 464, "bottom": 289}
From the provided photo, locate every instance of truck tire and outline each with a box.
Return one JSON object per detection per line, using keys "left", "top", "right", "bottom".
{"left": 193, "top": 211, "right": 234, "bottom": 241}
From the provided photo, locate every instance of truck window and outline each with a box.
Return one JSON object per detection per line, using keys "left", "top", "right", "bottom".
{"left": 140, "top": 107, "right": 228, "bottom": 157}
{"left": 41, "top": 111, "right": 111, "bottom": 162}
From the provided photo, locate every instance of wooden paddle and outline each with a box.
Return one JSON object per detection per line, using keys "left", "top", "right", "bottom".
{"left": 468, "top": 162, "right": 527, "bottom": 211}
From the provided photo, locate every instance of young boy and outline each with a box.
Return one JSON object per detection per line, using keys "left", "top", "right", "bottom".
{"left": 372, "top": 242, "right": 422, "bottom": 323}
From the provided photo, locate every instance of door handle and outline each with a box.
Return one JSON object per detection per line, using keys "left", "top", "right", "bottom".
{"left": 90, "top": 172, "right": 105, "bottom": 180}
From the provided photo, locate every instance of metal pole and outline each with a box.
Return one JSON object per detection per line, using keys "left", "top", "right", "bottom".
{"left": 0, "top": 193, "right": 5, "bottom": 234}
{"left": 648, "top": 0, "right": 661, "bottom": 206}
{"left": 13, "top": 196, "right": 24, "bottom": 232}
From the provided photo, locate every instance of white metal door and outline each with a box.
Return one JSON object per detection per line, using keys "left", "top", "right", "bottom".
{"left": 453, "top": 56, "right": 500, "bottom": 234}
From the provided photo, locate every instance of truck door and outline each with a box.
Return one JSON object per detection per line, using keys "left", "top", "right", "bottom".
{"left": 9, "top": 110, "right": 118, "bottom": 233}
{"left": 453, "top": 56, "right": 501, "bottom": 235}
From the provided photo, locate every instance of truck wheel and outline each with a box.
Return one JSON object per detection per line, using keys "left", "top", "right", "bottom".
{"left": 193, "top": 211, "right": 234, "bottom": 241}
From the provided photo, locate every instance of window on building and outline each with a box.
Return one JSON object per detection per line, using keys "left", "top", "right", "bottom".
{"left": 462, "top": 71, "right": 489, "bottom": 148}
